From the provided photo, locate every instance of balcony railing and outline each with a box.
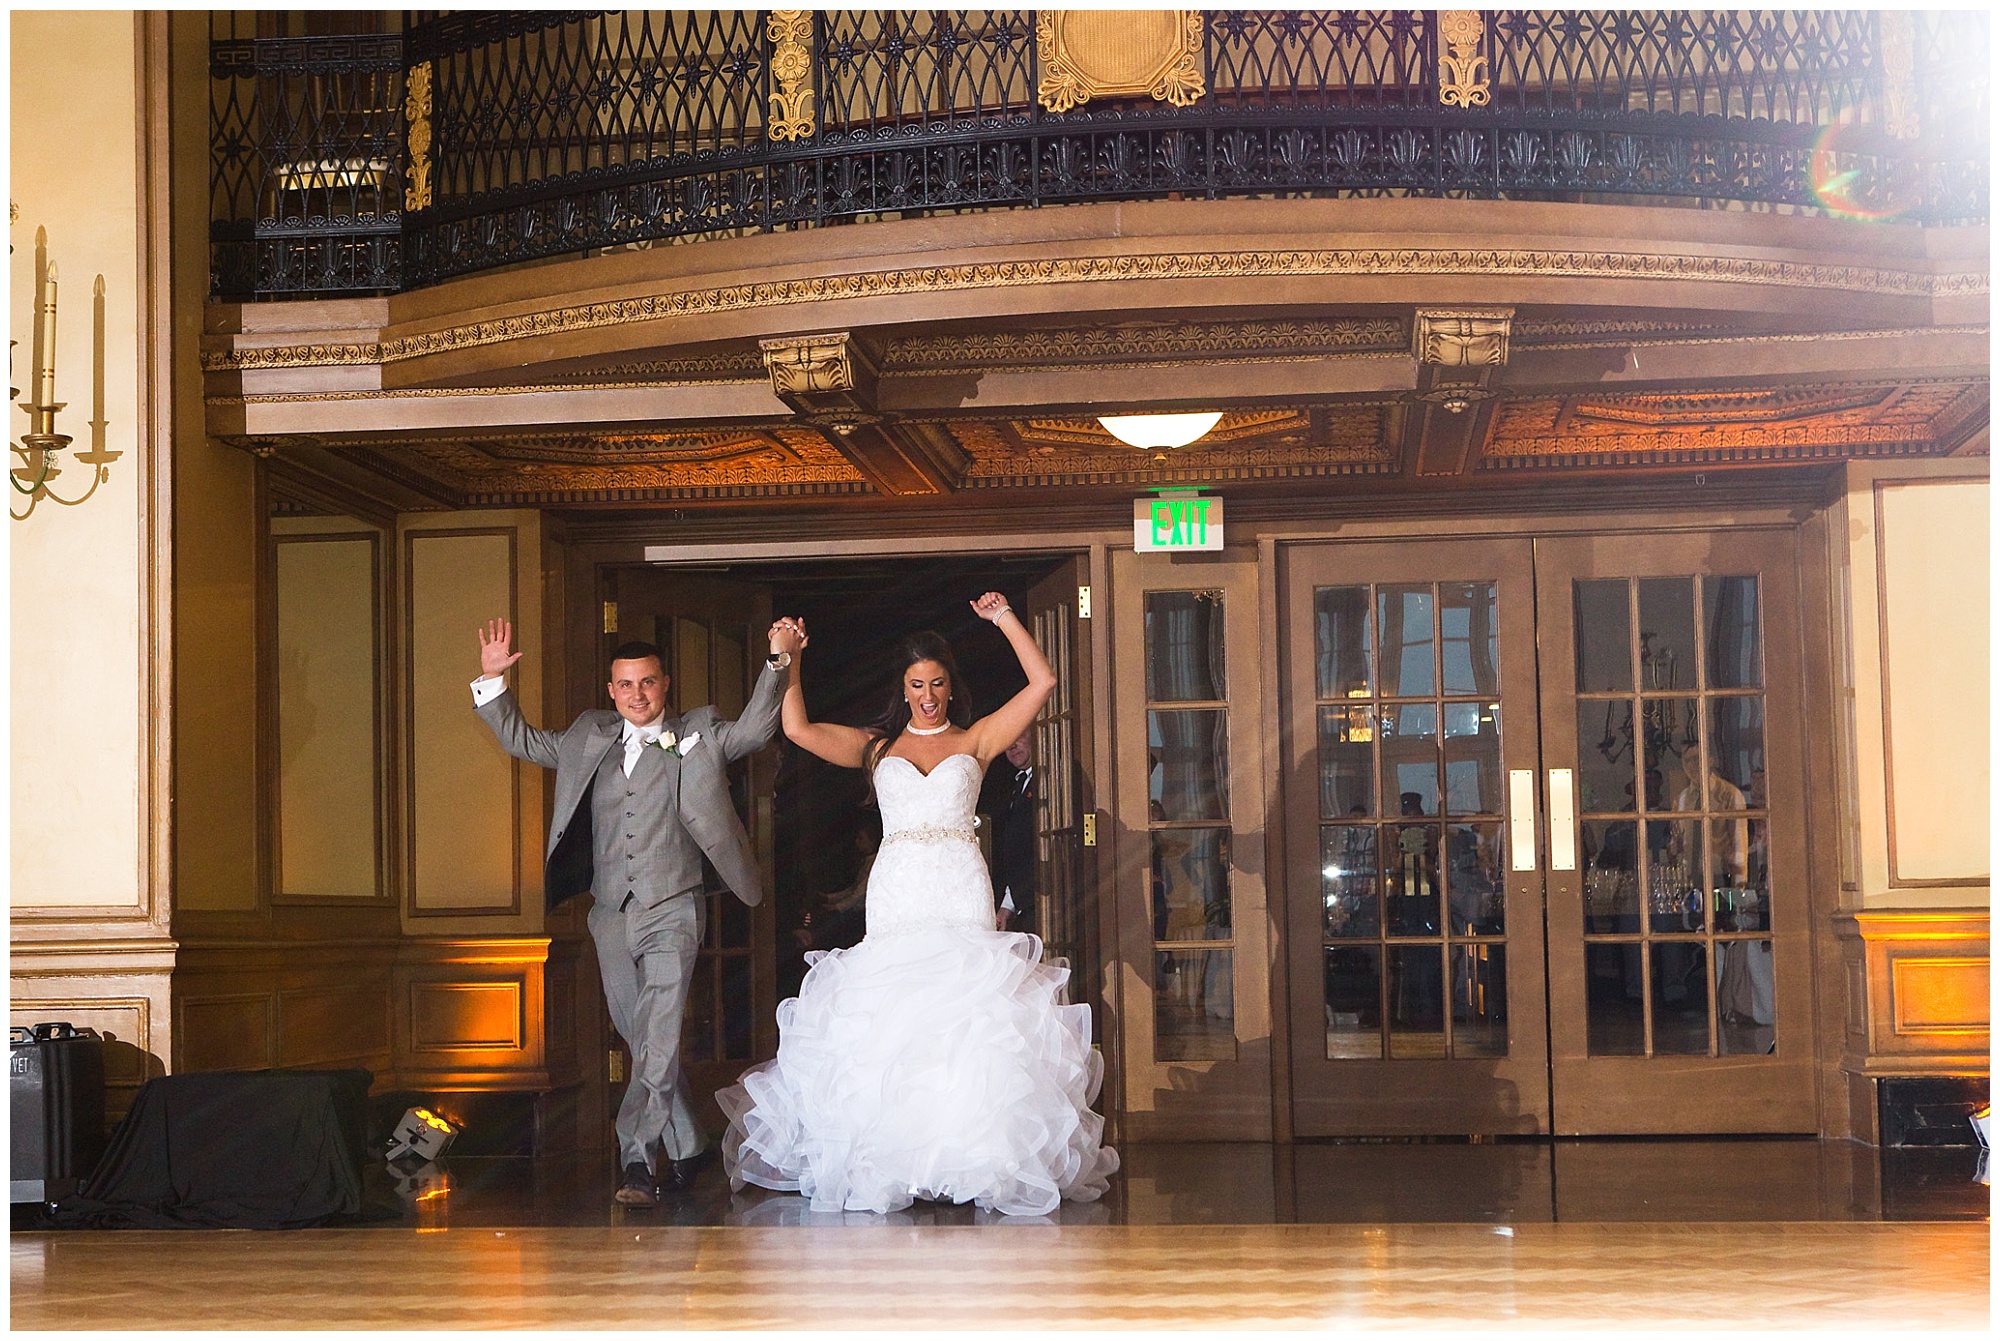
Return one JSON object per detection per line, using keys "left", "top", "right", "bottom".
{"left": 210, "top": 10, "right": 1991, "bottom": 300}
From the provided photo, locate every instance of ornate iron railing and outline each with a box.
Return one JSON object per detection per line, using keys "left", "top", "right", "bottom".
{"left": 210, "top": 10, "right": 1990, "bottom": 300}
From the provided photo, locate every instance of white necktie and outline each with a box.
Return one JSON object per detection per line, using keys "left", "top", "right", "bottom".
{"left": 623, "top": 726, "right": 657, "bottom": 777}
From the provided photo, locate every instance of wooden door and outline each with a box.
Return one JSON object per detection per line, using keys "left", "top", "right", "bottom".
{"left": 1282, "top": 538, "right": 1551, "bottom": 1135}
{"left": 1110, "top": 547, "right": 1274, "bottom": 1140}
{"left": 608, "top": 567, "right": 778, "bottom": 1121}
{"left": 1024, "top": 558, "right": 1100, "bottom": 1020}
{"left": 1535, "top": 528, "right": 1815, "bottom": 1133}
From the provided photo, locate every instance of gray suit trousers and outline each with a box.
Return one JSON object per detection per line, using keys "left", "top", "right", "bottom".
{"left": 589, "top": 892, "right": 707, "bottom": 1169}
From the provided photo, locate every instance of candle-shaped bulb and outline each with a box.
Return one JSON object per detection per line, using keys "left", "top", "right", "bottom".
{"left": 39, "top": 260, "right": 59, "bottom": 411}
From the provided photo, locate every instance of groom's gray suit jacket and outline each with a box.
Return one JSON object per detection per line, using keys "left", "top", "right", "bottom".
{"left": 474, "top": 663, "right": 785, "bottom": 912}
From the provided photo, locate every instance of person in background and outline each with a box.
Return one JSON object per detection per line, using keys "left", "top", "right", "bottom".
{"left": 981, "top": 728, "right": 1037, "bottom": 934}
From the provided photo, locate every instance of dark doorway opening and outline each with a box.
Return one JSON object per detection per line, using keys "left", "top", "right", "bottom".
{"left": 648, "top": 550, "right": 1078, "bottom": 999}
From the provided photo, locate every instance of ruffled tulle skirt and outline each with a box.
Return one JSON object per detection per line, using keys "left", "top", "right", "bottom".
{"left": 717, "top": 927, "right": 1119, "bottom": 1216}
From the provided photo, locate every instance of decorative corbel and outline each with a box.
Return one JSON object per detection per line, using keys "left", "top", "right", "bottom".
{"left": 1413, "top": 307, "right": 1514, "bottom": 368}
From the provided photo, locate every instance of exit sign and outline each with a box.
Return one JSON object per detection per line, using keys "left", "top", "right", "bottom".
{"left": 1134, "top": 491, "right": 1223, "bottom": 552}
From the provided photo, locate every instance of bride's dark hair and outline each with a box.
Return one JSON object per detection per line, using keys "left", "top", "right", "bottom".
{"left": 862, "top": 631, "right": 974, "bottom": 772}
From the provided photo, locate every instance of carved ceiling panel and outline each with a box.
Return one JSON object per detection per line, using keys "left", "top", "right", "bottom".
{"left": 1483, "top": 380, "right": 1986, "bottom": 467}
{"left": 951, "top": 406, "right": 1396, "bottom": 486}
{"left": 356, "top": 427, "right": 869, "bottom": 502}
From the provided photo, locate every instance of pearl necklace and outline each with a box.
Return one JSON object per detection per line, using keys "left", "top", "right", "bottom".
{"left": 905, "top": 721, "right": 952, "bottom": 736}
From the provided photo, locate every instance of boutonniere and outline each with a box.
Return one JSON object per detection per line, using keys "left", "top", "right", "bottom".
{"left": 655, "top": 730, "right": 700, "bottom": 757}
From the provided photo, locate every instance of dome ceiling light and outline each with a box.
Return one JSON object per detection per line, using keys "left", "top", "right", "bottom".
{"left": 1097, "top": 411, "right": 1223, "bottom": 450}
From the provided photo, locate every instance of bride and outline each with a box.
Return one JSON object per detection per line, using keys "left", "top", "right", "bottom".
{"left": 717, "top": 592, "right": 1118, "bottom": 1216}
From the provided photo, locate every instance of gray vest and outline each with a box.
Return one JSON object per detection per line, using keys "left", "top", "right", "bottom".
{"left": 588, "top": 733, "right": 705, "bottom": 910}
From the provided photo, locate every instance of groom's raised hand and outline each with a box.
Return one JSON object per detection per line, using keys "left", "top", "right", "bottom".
{"left": 478, "top": 617, "right": 524, "bottom": 680}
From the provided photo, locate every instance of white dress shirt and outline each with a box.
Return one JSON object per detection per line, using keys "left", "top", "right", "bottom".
{"left": 471, "top": 675, "right": 664, "bottom": 778}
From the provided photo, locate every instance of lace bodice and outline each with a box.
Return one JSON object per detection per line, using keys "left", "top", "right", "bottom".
{"left": 866, "top": 753, "right": 992, "bottom": 936}
{"left": 875, "top": 752, "right": 982, "bottom": 837}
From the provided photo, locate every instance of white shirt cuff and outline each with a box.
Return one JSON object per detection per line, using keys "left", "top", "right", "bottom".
{"left": 470, "top": 675, "right": 508, "bottom": 707}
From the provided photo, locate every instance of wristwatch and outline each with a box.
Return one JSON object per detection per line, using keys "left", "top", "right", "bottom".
{"left": 765, "top": 651, "right": 792, "bottom": 670}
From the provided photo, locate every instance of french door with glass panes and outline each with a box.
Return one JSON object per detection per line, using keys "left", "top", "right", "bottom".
{"left": 1282, "top": 539, "right": 1549, "bottom": 1135}
{"left": 1536, "top": 529, "right": 1812, "bottom": 1134}
{"left": 1283, "top": 528, "right": 1813, "bottom": 1137}
{"left": 1111, "top": 548, "right": 1275, "bottom": 1141}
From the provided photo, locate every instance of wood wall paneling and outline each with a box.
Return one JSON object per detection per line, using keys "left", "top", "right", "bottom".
{"left": 1874, "top": 480, "right": 1991, "bottom": 888}
{"left": 404, "top": 528, "right": 521, "bottom": 916}
{"left": 274, "top": 530, "right": 384, "bottom": 901}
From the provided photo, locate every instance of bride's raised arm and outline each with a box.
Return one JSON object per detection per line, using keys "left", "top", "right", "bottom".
{"left": 963, "top": 592, "right": 1056, "bottom": 766}
{"left": 775, "top": 617, "right": 876, "bottom": 769}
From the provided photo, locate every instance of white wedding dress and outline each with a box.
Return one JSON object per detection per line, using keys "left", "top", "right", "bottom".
{"left": 718, "top": 752, "right": 1118, "bottom": 1216}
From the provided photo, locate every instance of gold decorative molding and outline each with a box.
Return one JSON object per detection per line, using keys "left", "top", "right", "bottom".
{"left": 1437, "top": 11, "right": 1490, "bottom": 109}
{"left": 886, "top": 318, "right": 1407, "bottom": 371}
{"left": 1414, "top": 307, "right": 1513, "bottom": 367}
{"left": 765, "top": 10, "right": 816, "bottom": 142}
{"left": 403, "top": 61, "right": 434, "bottom": 212}
{"left": 198, "top": 250, "right": 1988, "bottom": 372}
{"left": 1878, "top": 12, "right": 1919, "bottom": 141}
{"left": 1036, "top": 10, "right": 1205, "bottom": 113}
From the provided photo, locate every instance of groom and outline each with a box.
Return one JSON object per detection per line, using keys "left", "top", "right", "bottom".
{"left": 472, "top": 617, "right": 797, "bottom": 1205}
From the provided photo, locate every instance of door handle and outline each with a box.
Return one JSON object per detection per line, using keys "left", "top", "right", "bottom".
{"left": 1508, "top": 769, "right": 1537, "bottom": 872}
{"left": 1546, "top": 768, "right": 1577, "bottom": 872}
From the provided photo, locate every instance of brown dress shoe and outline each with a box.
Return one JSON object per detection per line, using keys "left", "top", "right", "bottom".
{"left": 613, "top": 1162, "right": 657, "bottom": 1207}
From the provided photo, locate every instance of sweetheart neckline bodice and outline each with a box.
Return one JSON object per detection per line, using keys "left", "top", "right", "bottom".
{"left": 876, "top": 751, "right": 981, "bottom": 782}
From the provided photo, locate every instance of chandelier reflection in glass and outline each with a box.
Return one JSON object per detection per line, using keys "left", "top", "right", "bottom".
{"left": 1098, "top": 411, "right": 1222, "bottom": 451}
{"left": 12, "top": 225, "right": 120, "bottom": 520}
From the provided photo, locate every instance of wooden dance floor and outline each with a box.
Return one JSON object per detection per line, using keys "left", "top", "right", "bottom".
{"left": 11, "top": 1141, "right": 1991, "bottom": 1330}
{"left": 10, "top": 1219, "right": 1989, "bottom": 1330}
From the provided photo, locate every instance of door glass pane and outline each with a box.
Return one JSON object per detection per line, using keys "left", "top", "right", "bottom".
{"left": 1317, "top": 706, "right": 1376, "bottom": 817}
{"left": 1145, "top": 591, "right": 1225, "bottom": 701}
{"left": 1646, "top": 700, "right": 1699, "bottom": 808}
{"left": 1381, "top": 703, "right": 1439, "bottom": 816}
{"left": 1646, "top": 818, "right": 1701, "bottom": 933}
{"left": 1650, "top": 942, "right": 1710, "bottom": 1055}
{"left": 1378, "top": 585, "right": 1436, "bottom": 697}
{"left": 1716, "top": 941, "right": 1776, "bottom": 1055}
{"left": 1636, "top": 578, "right": 1696, "bottom": 695}
{"left": 1320, "top": 825, "right": 1382, "bottom": 937}
{"left": 1148, "top": 709, "right": 1230, "bottom": 821}
{"left": 1586, "top": 943, "right": 1645, "bottom": 1056}
{"left": 1704, "top": 576, "right": 1763, "bottom": 688}
{"left": 1442, "top": 703, "right": 1501, "bottom": 815}
{"left": 1386, "top": 944, "right": 1445, "bottom": 1058}
{"left": 1444, "top": 822, "right": 1505, "bottom": 935}
{"left": 1152, "top": 828, "right": 1231, "bottom": 940}
{"left": 1574, "top": 579, "right": 1633, "bottom": 692}
{"left": 1581, "top": 820, "right": 1640, "bottom": 933}
{"left": 1385, "top": 822, "right": 1440, "bottom": 935}
{"left": 1156, "top": 948, "right": 1234, "bottom": 1060}
{"left": 1708, "top": 696, "right": 1765, "bottom": 793}
{"left": 1451, "top": 943, "right": 1507, "bottom": 1058}
{"left": 1575, "top": 700, "right": 1638, "bottom": 812}
{"left": 1439, "top": 582, "right": 1498, "bottom": 695}
{"left": 1323, "top": 945, "right": 1383, "bottom": 1059}
{"left": 1315, "top": 586, "right": 1373, "bottom": 698}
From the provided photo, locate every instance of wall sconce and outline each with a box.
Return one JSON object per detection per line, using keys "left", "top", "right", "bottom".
{"left": 1098, "top": 411, "right": 1222, "bottom": 451}
{"left": 11, "top": 225, "right": 120, "bottom": 520}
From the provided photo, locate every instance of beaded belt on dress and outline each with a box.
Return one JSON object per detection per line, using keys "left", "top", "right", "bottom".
{"left": 879, "top": 824, "right": 977, "bottom": 848}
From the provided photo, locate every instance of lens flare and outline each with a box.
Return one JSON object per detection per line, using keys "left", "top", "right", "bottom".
{"left": 1808, "top": 123, "right": 1908, "bottom": 222}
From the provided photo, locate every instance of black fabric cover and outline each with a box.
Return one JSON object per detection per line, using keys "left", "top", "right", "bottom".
{"left": 48, "top": 1069, "right": 372, "bottom": 1229}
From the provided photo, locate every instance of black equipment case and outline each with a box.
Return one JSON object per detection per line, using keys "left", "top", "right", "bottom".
{"left": 10, "top": 1022, "right": 107, "bottom": 1204}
